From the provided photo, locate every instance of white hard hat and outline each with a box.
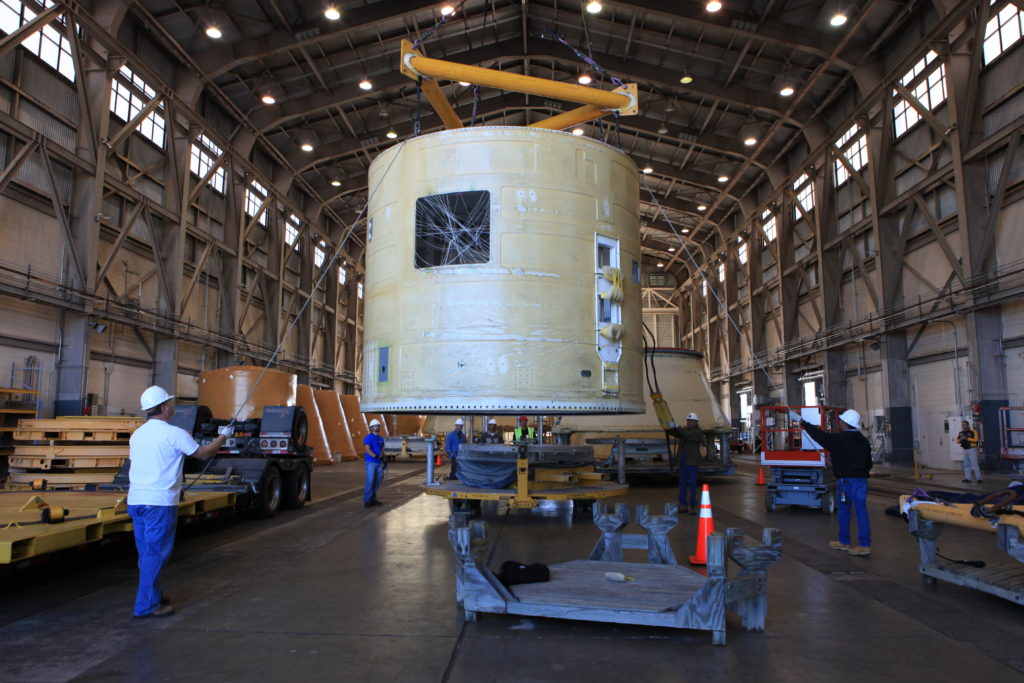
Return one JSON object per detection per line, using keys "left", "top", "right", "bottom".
{"left": 455, "top": 418, "right": 464, "bottom": 425}
{"left": 369, "top": 418, "right": 381, "bottom": 427}
{"left": 839, "top": 409, "right": 862, "bottom": 430}
{"left": 687, "top": 413, "right": 699, "bottom": 421}
{"left": 140, "top": 386, "right": 174, "bottom": 411}
{"left": 488, "top": 419, "right": 497, "bottom": 425}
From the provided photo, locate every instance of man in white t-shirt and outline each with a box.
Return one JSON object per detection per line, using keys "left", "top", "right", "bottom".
{"left": 128, "top": 386, "right": 229, "bottom": 618}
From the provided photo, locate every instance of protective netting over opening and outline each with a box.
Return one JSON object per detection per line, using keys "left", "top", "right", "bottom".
{"left": 414, "top": 190, "right": 490, "bottom": 268}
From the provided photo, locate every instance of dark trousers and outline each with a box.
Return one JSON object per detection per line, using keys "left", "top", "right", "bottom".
{"left": 678, "top": 465, "right": 699, "bottom": 508}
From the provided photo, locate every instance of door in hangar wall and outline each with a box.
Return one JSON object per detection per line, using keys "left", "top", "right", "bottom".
{"left": 910, "top": 360, "right": 958, "bottom": 469}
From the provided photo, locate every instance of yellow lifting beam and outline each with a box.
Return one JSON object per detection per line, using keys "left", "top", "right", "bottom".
{"left": 400, "top": 39, "right": 638, "bottom": 131}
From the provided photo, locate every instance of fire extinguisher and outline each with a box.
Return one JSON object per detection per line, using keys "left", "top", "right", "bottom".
{"left": 972, "top": 402, "right": 981, "bottom": 417}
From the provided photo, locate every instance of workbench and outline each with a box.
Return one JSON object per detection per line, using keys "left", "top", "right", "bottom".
{"left": 902, "top": 496, "right": 1024, "bottom": 606}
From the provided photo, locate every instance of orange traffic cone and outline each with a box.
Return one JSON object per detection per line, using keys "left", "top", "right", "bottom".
{"left": 689, "top": 484, "right": 716, "bottom": 565}
{"left": 435, "top": 452, "right": 442, "bottom": 467}
{"left": 756, "top": 467, "right": 766, "bottom": 486}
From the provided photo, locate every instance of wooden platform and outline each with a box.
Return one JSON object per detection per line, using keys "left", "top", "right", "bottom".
{"left": 511, "top": 560, "right": 708, "bottom": 615}
{"left": 13, "top": 418, "right": 142, "bottom": 442}
{"left": 449, "top": 506, "right": 781, "bottom": 644}
{"left": 0, "top": 490, "right": 237, "bottom": 564}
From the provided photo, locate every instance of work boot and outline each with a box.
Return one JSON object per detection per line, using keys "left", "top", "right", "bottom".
{"left": 135, "top": 605, "right": 175, "bottom": 619}
{"left": 828, "top": 541, "right": 850, "bottom": 551}
{"left": 364, "top": 501, "right": 373, "bottom": 508}
{"left": 679, "top": 506, "right": 689, "bottom": 515}
{"left": 848, "top": 546, "right": 872, "bottom": 556}
{"left": 371, "top": 500, "right": 383, "bottom": 506}
{"left": 160, "top": 595, "right": 171, "bottom": 606}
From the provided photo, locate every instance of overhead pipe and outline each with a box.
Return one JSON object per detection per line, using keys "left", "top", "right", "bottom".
{"left": 400, "top": 39, "right": 638, "bottom": 119}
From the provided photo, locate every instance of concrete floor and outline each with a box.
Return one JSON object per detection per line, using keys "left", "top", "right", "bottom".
{"left": 1, "top": 461, "right": 1022, "bottom": 682}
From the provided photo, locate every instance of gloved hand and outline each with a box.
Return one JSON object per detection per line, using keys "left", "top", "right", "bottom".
{"left": 667, "top": 421, "right": 678, "bottom": 430}
{"left": 788, "top": 410, "right": 802, "bottom": 423}
{"left": 217, "top": 424, "right": 234, "bottom": 437}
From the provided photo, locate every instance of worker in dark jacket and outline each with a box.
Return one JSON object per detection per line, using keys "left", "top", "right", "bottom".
{"left": 668, "top": 412, "right": 704, "bottom": 514}
{"left": 792, "top": 408, "right": 873, "bottom": 556}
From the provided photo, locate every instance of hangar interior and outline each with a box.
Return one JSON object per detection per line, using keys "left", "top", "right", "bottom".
{"left": 0, "top": 1, "right": 1023, "bottom": 681}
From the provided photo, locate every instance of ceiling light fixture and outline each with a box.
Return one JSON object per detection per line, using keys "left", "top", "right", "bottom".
{"left": 706, "top": 1, "right": 723, "bottom": 13}
{"left": 330, "top": 179, "right": 342, "bottom": 187}
{"left": 572, "top": 127, "right": 584, "bottom": 136}
{"left": 743, "top": 135, "right": 757, "bottom": 146}
{"left": 386, "top": 129, "right": 398, "bottom": 139}
{"left": 642, "top": 166, "right": 653, "bottom": 174}
{"left": 440, "top": 4, "right": 455, "bottom": 16}
{"left": 668, "top": 247, "right": 676, "bottom": 252}
{"left": 358, "top": 78, "right": 373, "bottom": 91}
{"left": 324, "top": 6, "right": 341, "bottom": 21}
{"left": 779, "top": 85, "right": 795, "bottom": 97}
{"left": 679, "top": 72, "right": 693, "bottom": 85}
{"left": 718, "top": 174, "right": 729, "bottom": 183}
{"left": 830, "top": 12, "right": 848, "bottom": 26}
{"left": 657, "top": 125, "right": 668, "bottom": 135}
{"left": 585, "top": 1, "right": 602, "bottom": 14}
{"left": 458, "top": 81, "right": 471, "bottom": 86}
{"left": 300, "top": 142, "right": 314, "bottom": 152}
{"left": 260, "top": 93, "right": 276, "bottom": 105}
{"left": 682, "top": 229, "right": 690, "bottom": 234}
{"left": 697, "top": 204, "right": 707, "bottom": 211}
{"left": 205, "top": 25, "right": 223, "bottom": 39}
{"left": 577, "top": 73, "right": 592, "bottom": 85}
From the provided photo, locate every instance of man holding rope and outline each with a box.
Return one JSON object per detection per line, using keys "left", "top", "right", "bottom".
{"left": 128, "top": 386, "right": 230, "bottom": 618}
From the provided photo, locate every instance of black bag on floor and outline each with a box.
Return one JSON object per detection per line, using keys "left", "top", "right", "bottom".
{"left": 497, "top": 560, "right": 550, "bottom": 586}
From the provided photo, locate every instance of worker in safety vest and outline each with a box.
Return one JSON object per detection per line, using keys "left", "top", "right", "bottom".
{"left": 513, "top": 416, "right": 537, "bottom": 443}
{"left": 956, "top": 420, "right": 982, "bottom": 484}
{"left": 477, "top": 418, "right": 503, "bottom": 444}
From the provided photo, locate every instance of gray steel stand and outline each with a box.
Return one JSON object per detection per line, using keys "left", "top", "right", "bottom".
{"left": 447, "top": 503, "right": 782, "bottom": 644}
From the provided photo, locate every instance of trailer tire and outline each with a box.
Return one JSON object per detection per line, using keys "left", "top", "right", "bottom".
{"left": 282, "top": 465, "right": 310, "bottom": 510}
{"left": 764, "top": 492, "right": 777, "bottom": 512}
{"left": 255, "top": 466, "right": 282, "bottom": 518}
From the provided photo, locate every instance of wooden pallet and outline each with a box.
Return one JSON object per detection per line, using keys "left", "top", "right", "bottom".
{"left": 6, "top": 471, "right": 119, "bottom": 486}
{"left": 13, "top": 418, "right": 142, "bottom": 443}
{"left": 8, "top": 451, "right": 127, "bottom": 470}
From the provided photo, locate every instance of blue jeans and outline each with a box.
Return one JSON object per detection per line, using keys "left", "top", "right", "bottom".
{"left": 364, "top": 460, "right": 383, "bottom": 503}
{"left": 836, "top": 478, "right": 870, "bottom": 547}
{"left": 128, "top": 504, "right": 178, "bottom": 616}
{"left": 678, "top": 465, "right": 699, "bottom": 508}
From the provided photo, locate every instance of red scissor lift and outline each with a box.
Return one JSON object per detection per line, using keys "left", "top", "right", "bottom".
{"left": 998, "top": 407, "right": 1024, "bottom": 477}
{"left": 759, "top": 406, "right": 841, "bottom": 513}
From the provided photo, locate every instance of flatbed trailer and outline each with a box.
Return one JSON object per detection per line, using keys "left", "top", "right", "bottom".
{"left": 0, "top": 489, "right": 237, "bottom": 565}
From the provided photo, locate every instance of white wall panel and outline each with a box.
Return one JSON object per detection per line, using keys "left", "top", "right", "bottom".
{"left": 87, "top": 362, "right": 151, "bottom": 417}
{"left": 910, "top": 357, "right": 969, "bottom": 469}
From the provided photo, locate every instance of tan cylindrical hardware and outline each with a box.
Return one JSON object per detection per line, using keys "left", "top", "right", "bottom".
{"left": 555, "top": 349, "right": 731, "bottom": 449}
{"left": 340, "top": 395, "right": 370, "bottom": 449}
{"left": 198, "top": 366, "right": 296, "bottom": 421}
{"left": 314, "top": 390, "right": 357, "bottom": 461}
{"left": 297, "top": 385, "right": 333, "bottom": 465}
{"left": 362, "top": 126, "right": 643, "bottom": 414}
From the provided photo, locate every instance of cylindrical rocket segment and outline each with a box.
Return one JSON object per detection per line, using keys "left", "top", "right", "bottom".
{"left": 361, "top": 127, "right": 643, "bottom": 414}
{"left": 198, "top": 366, "right": 296, "bottom": 421}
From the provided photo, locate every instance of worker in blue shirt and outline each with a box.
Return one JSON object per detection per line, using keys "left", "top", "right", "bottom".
{"left": 445, "top": 418, "right": 466, "bottom": 480}
{"left": 363, "top": 418, "right": 385, "bottom": 508}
